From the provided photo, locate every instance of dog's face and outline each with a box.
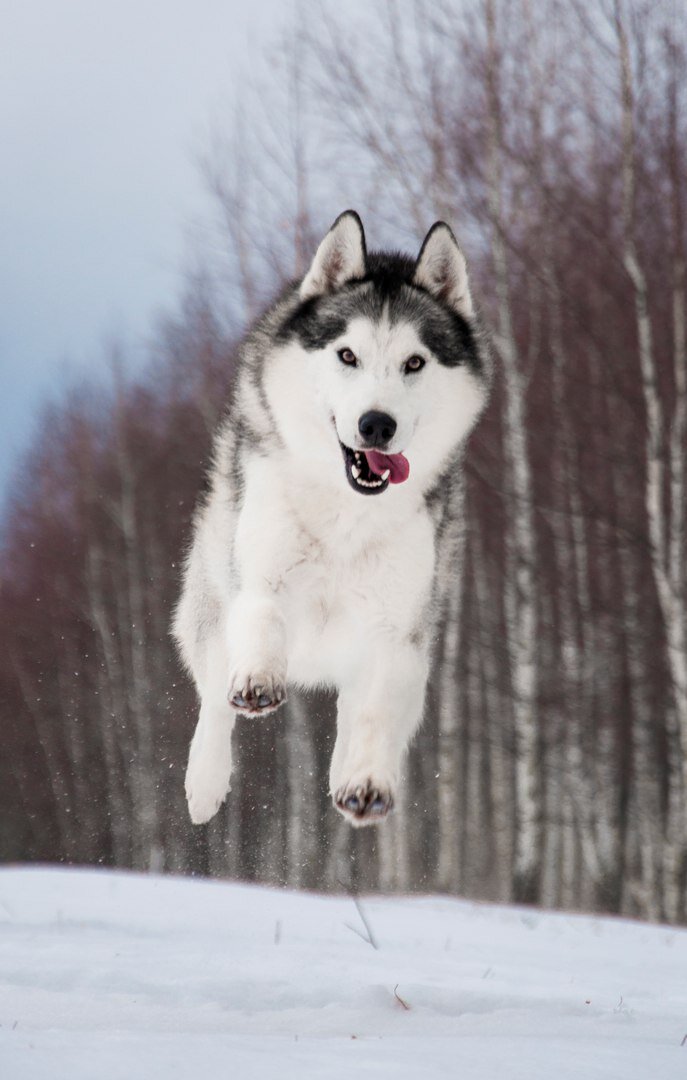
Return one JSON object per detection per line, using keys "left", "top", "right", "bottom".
{"left": 267, "top": 212, "right": 489, "bottom": 497}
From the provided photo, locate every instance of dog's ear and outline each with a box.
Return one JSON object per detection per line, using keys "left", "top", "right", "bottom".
{"left": 413, "top": 223, "right": 474, "bottom": 319}
{"left": 300, "top": 211, "right": 367, "bottom": 300}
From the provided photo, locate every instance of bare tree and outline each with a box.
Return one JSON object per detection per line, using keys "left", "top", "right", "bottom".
{"left": 2, "top": 0, "right": 687, "bottom": 923}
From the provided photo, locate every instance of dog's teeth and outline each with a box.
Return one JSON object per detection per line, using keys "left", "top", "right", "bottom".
{"left": 351, "top": 465, "right": 361, "bottom": 479}
{"left": 381, "top": 469, "right": 390, "bottom": 481}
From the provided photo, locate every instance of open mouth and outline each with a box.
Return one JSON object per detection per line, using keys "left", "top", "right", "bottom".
{"left": 339, "top": 441, "right": 410, "bottom": 496}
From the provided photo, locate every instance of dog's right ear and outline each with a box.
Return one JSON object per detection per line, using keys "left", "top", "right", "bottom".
{"left": 300, "top": 211, "right": 367, "bottom": 300}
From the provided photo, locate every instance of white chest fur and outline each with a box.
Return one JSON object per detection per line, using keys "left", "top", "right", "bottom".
{"left": 234, "top": 456, "right": 436, "bottom": 690}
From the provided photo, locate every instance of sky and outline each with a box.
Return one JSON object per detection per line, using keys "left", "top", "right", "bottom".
{"left": 0, "top": 0, "right": 285, "bottom": 506}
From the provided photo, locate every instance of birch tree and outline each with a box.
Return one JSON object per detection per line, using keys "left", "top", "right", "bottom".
{"left": 614, "top": 0, "right": 687, "bottom": 920}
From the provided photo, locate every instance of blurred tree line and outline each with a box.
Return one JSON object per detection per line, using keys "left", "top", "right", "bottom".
{"left": 2, "top": 0, "right": 687, "bottom": 922}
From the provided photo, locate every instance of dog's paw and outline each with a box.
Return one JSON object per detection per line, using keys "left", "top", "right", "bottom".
{"left": 333, "top": 780, "right": 394, "bottom": 827}
{"left": 228, "top": 672, "right": 287, "bottom": 716}
{"left": 185, "top": 750, "right": 231, "bottom": 825}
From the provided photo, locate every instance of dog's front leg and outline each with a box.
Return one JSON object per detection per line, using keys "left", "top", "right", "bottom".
{"left": 226, "top": 591, "right": 287, "bottom": 715}
{"left": 330, "top": 642, "right": 429, "bottom": 827}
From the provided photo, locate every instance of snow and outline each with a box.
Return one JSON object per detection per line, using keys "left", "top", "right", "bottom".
{"left": 1, "top": 868, "right": 685, "bottom": 1079}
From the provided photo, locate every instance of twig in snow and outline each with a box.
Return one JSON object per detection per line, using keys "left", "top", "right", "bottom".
{"left": 344, "top": 920, "right": 373, "bottom": 946}
{"left": 351, "top": 894, "right": 378, "bottom": 950}
{"left": 339, "top": 877, "right": 378, "bottom": 950}
{"left": 680, "top": 1034, "right": 686, "bottom": 1047}
{"left": 393, "top": 984, "right": 410, "bottom": 1010}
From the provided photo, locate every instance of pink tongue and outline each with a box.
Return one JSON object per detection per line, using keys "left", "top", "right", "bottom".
{"left": 365, "top": 450, "right": 410, "bottom": 484}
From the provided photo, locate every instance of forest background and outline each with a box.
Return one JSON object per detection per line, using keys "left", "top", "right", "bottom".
{"left": 2, "top": 0, "right": 687, "bottom": 925}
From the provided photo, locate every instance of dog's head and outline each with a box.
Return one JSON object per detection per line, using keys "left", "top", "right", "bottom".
{"left": 266, "top": 211, "right": 489, "bottom": 497}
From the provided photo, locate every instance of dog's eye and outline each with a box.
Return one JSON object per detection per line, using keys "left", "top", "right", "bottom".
{"left": 337, "top": 348, "right": 358, "bottom": 367}
{"left": 404, "top": 355, "right": 425, "bottom": 374}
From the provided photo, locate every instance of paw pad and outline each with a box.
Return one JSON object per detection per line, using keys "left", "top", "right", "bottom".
{"left": 335, "top": 782, "right": 394, "bottom": 825}
{"left": 228, "top": 676, "right": 286, "bottom": 715}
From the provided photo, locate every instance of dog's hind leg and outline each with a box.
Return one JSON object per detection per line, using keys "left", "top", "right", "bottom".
{"left": 330, "top": 642, "right": 429, "bottom": 827}
{"left": 184, "top": 632, "right": 237, "bottom": 825}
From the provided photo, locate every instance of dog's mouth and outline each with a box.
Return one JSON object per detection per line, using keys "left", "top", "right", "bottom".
{"left": 339, "top": 441, "right": 410, "bottom": 495}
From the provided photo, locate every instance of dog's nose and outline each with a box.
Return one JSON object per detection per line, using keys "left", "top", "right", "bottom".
{"left": 358, "top": 410, "right": 397, "bottom": 448}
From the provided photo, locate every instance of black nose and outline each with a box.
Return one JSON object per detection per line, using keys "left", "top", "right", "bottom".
{"left": 358, "top": 410, "right": 397, "bottom": 448}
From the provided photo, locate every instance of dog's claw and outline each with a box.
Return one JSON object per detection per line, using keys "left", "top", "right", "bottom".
{"left": 335, "top": 781, "right": 394, "bottom": 826}
{"left": 228, "top": 675, "right": 286, "bottom": 716}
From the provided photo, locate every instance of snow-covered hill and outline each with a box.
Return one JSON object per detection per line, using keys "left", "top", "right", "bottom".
{"left": 1, "top": 868, "right": 685, "bottom": 1079}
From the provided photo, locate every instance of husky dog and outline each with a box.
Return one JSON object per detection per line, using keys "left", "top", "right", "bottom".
{"left": 173, "top": 211, "right": 489, "bottom": 828}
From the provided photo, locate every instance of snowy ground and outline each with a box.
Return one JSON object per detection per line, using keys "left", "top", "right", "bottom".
{"left": 1, "top": 868, "right": 686, "bottom": 1079}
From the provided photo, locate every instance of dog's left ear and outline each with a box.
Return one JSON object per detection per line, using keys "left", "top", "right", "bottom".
{"left": 413, "top": 222, "right": 474, "bottom": 319}
{"left": 300, "top": 210, "right": 367, "bottom": 300}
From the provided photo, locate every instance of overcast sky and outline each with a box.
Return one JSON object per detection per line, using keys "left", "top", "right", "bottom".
{"left": 1, "top": 0, "right": 286, "bottom": 506}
